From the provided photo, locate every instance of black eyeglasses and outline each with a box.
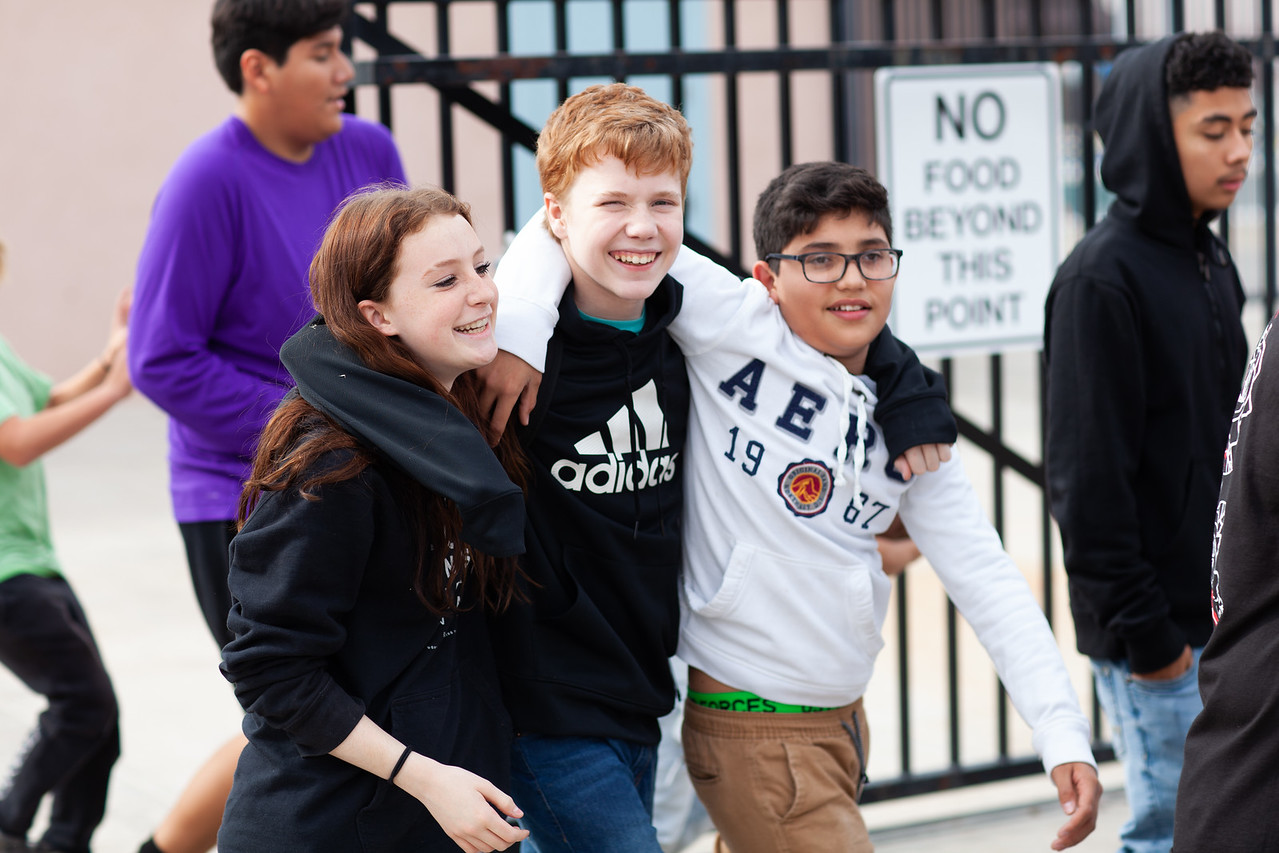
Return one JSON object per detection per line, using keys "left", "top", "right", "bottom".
{"left": 765, "top": 249, "right": 903, "bottom": 283}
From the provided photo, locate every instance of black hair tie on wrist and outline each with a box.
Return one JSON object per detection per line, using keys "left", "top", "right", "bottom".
{"left": 387, "top": 746, "right": 413, "bottom": 784}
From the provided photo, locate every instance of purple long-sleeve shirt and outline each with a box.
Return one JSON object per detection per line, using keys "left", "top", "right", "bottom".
{"left": 130, "top": 115, "right": 405, "bottom": 523}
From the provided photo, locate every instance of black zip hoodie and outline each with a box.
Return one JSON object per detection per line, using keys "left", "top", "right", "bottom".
{"left": 282, "top": 275, "right": 956, "bottom": 747}
{"left": 1044, "top": 36, "right": 1249, "bottom": 673}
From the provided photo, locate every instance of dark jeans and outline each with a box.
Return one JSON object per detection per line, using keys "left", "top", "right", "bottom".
{"left": 510, "top": 734, "right": 662, "bottom": 853}
{"left": 0, "top": 574, "right": 119, "bottom": 853}
{"left": 178, "top": 519, "right": 238, "bottom": 649}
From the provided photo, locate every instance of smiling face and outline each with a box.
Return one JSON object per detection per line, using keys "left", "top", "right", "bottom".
{"left": 1171, "top": 86, "right": 1255, "bottom": 219}
{"left": 252, "top": 25, "right": 354, "bottom": 161}
{"left": 753, "top": 210, "right": 895, "bottom": 375}
{"left": 545, "top": 155, "right": 683, "bottom": 321}
{"left": 358, "top": 214, "right": 498, "bottom": 390}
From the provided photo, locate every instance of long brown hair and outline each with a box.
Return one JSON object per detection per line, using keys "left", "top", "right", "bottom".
{"left": 241, "top": 185, "right": 525, "bottom": 615}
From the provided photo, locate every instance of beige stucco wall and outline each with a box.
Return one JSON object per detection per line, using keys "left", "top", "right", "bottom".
{"left": 0, "top": 1, "right": 510, "bottom": 380}
{"left": 0, "top": 2, "right": 229, "bottom": 378}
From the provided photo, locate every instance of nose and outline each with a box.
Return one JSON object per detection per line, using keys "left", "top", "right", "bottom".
{"left": 1227, "top": 128, "right": 1253, "bottom": 164}
{"left": 469, "top": 269, "right": 499, "bottom": 305}
{"left": 625, "top": 207, "right": 658, "bottom": 239}
{"left": 336, "top": 50, "right": 355, "bottom": 85}
{"left": 834, "top": 256, "right": 868, "bottom": 290}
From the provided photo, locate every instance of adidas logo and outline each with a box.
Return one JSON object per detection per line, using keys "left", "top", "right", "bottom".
{"left": 550, "top": 379, "right": 680, "bottom": 494}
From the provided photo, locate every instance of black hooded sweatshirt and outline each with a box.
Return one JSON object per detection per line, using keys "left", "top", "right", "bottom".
{"left": 1044, "top": 36, "right": 1249, "bottom": 674}
{"left": 1174, "top": 315, "right": 1279, "bottom": 852}
{"left": 283, "top": 275, "right": 956, "bottom": 747}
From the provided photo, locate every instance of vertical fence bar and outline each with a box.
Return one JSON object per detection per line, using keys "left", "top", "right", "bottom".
{"left": 555, "top": 0, "right": 569, "bottom": 102}
{"left": 829, "top": 0, "right": 849, "bottom": 163}
{"left": 992, "top": 355, "right": 1011, "bottom": 758}
{"left": 1171, "top": 0, "right": 1184, "bottom": 33}
{"left": 497, "top": 0, "right": 516, "bottom": 233}
{"left": 776, "top": 0, "right": 793, "bottom": 168}
{"left": 724, "top": 0, "right": 743, "bottom": 262}
{"left": 437, "top": 0, "right": 456, "bottom": 190}
{"left": 669, "top": 0, "right": 685, "bottom": 110}
{"left": 612, "top": 0, "right": 626, "bottom": 80}
{"left": 375, "top": 1, "right": 394, "bottom": 127}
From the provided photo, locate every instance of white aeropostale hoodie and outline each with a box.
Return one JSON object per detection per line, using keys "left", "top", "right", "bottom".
{"left": 495, "top": 215, "right": 1095, "bottom": 777}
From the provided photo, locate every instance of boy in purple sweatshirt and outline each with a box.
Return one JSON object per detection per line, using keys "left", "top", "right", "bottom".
{"left": 128, "top": 2, "right": 404, "bottom": 851}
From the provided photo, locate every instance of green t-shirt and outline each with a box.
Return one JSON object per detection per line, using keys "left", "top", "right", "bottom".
{"left": 0, "top": 335, "right": 61, "bottom": 582}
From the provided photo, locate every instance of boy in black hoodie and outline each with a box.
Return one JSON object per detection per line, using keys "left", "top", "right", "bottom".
{"left": 1044, "top": 31, "right": 1254, "bottom": 853}
{"left": 284, "top": 84, "right": 955, "bottom": 851}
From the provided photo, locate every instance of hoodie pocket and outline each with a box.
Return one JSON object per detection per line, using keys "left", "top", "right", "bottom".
{"left": 686, "top": 542, "right": 886, "bottom": 679}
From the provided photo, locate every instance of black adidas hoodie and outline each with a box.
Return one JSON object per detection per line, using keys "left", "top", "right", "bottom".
{"left": 283, "top": 274, "right": 956, "bottom": 747}
{"left": 1044, "top": 36, "right": 1249, "bottom": 674}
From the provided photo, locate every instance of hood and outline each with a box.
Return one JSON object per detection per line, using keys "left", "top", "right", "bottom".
{"left": 281, "top": 318, "right": 526, "bottom": 558}
{"left": 1095, "top": 36, "right": 1200, "bottom": 246}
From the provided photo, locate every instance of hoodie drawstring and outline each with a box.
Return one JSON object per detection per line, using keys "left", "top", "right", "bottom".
{"left": 833, "top": 363, "right": 868, "bottom": 510}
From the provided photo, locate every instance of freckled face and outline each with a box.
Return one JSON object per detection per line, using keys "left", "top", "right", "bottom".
{"left": 359, "top": 214, "right": 499, "bottom": 390}
{"left": 546, "top": 155, "right": 683, "bottom": 321}
{"left": 754, "top": 211, "right": 896, "bottom": 375}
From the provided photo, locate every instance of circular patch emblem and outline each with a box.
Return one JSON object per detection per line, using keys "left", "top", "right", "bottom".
{"left": 777, "top": 460, "right": 833, "bottom": 517}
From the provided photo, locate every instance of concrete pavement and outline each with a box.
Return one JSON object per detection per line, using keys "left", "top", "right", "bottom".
{"left": 2, "top": 398, "right": 1129, "bottom": 852}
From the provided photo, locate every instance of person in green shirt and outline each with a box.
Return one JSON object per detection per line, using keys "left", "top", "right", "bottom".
{"left": 0, "top": 241, "right": 132, "bottom": 853}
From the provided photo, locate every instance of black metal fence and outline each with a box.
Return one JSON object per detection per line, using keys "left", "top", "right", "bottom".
{"left": 343, "top": 0, "right": 1277, "bottom": 802}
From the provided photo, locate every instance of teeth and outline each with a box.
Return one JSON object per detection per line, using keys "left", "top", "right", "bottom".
{"left": 614, "top": 252, "right": 656, "bottom": 265}
{"left": 455, "top": 318, "right": 489, "bottom": 334}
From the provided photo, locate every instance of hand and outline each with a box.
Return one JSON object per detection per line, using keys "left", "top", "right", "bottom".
{"left": 1049, "top": 762, "right": 1101, "bottom": 850}
{"left": 101, "top": 340, "right": 132, "bottom": 400}
{"left": 475, "top": 350, "right": 542, "bottom": 439}
{"left": 1131, "top": 645, "right": 1193, "bottom": 681}
{"left": 103, "top": 287, "right": 132, "bottom": 363}
{"left": 892, "top": 442, "right": 953, "bottom": 481}
{"left": 398, "top": 754, "right": 529, "bottom": 852}
{"left": 875, "top": 534, "right": 920, "bottom": 576}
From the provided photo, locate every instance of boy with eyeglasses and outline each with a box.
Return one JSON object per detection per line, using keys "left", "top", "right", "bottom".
{"left": 277, "top": 83, "right": 956, "bottom": 850}
{"left": 496, "top": 160, "right": 1100, "bottom": 852}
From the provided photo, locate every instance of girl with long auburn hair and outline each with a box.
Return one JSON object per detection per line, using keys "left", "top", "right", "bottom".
{"left": 217, "top": 185, "right": 529, "bottom": 853}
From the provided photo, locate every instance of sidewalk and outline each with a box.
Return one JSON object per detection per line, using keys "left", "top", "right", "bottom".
{"left": 2, "top": 399, "right": 1129, "bottom": 852}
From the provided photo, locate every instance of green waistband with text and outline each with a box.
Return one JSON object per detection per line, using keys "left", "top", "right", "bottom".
{"left": 687, "top": 689, "right": 838, "bottom": 714}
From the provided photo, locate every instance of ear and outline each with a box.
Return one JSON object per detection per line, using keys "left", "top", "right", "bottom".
{"left": 753, "top": 259, "right": 780, "bottom": 305}
{"left": 240, "top": 49, "right": 274, "bottom": 95}
{"left": 358, "top": 299, "right": 398, "bottom": 338}
{"left": 545, "top": 192, "right": 569, "bottom": 241}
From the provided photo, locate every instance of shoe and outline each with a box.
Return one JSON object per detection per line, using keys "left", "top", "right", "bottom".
{"left": 0, "top": 832, "right": 29, "bottom": 852}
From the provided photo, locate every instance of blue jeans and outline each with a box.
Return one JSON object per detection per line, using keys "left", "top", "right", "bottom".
{"left": 510, "top": 734, "right": 662, "bottom": 853}
{"left": 1092, "top": 649, "right": 1203, "bottom": 853}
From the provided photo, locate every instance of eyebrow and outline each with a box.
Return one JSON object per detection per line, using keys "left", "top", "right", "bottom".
{"left": 798, "top": 238, "right": 890, "bottom": 252}
{"left": 1200, "top": 109, "right": 1259, "bottom": 124}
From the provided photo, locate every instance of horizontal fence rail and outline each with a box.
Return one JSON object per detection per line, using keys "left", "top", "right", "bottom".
{"left": 347, "top": 0, "right": 1276, "bottom": 802}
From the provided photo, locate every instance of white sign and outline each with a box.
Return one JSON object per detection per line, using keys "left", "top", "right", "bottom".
{"left": 875, "top": 63, "right": 1062, "bottom": 356}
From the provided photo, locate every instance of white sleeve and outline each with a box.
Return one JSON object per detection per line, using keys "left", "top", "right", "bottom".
{"left": 492, "top": 210, "right": 570, "bottom": 372}
{"left": 664, "top": 242, "right": 762, "bottom": 357}
{"left": 900, "top": 453, "right": 1097, "bottom": 775}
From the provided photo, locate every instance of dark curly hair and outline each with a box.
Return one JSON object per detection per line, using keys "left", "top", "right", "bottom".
{"left": 1166, "top": 31, "right": 1254, "bottom": 102}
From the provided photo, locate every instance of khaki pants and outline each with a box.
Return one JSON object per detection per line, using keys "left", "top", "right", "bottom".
{"left": 682, "top": 698, "right": 872, "bottom": 853}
